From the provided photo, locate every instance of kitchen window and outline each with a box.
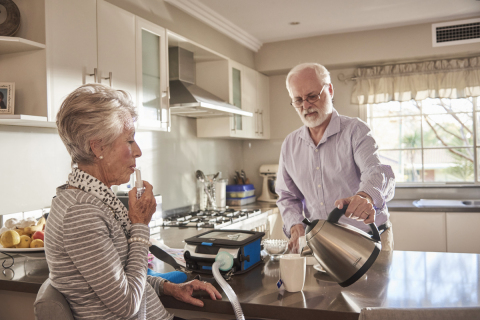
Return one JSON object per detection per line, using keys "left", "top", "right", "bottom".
{"left": 367, "top": 97, "right": 479, "bottom": 184}
{"left": 351, "top": 56, "right": 480, "bottom": 186}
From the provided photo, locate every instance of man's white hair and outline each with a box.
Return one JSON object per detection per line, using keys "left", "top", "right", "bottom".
{"left": 286, "top": 63, "right": 331, "bottom": 96}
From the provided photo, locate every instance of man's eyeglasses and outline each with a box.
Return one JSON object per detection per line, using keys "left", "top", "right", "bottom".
{"left": 290, "top": 84, "right": 329, "bottom": 108}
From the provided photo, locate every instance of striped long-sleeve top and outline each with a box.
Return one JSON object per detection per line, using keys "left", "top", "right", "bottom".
{"left": 276, "top": 108, "right": 395, "bottom": 237}
{"left": 45, "top": 186, "right": 174, "bottom": 320}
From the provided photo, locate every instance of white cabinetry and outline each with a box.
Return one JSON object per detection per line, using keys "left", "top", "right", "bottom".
{"left": 47, "top": 0, "right": 136, "bottom": 122}
{"left": 389, "top": 211, "right": 447, "bottom": 252}
{"left": 45, "top": 0, "right": 97, "bottom": 121}
{"left": 196, "top": 60, "right": 270, "bottom": 139}
{"left": 135, "top": 18, "right": 169, "bottom": 131}
{"left": 97, "top": 0, "right": 136, "bottom": 96}
{"left": 446, "top": 212, "right": 480, "bottom": 253}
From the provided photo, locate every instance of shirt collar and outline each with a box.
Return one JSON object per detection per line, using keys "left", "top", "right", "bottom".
{"left": 299, "top": 108, "right": 341, "bottom": 147}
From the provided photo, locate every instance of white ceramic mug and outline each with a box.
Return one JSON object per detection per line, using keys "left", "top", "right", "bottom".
{"left": 279, "top": 254, "right": 306, "bottom": 292}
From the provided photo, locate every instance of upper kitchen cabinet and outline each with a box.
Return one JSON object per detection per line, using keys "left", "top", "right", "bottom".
{"left": 196, "top": 60, "right": 269, "bottom": 139}
{"left": 46, "top": 0, "right": 136, "bottom": 123}
{"left": 135, "top": 18, "right": 169, "bottom": 131}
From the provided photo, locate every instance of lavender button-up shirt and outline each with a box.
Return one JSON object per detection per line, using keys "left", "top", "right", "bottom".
{"left": 276, "top": 109, "right": 395, "bottom": 237}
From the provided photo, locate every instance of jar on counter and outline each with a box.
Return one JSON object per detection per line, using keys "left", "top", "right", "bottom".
{"left": 215, "top": 179, "right": 228, "bottom": 210}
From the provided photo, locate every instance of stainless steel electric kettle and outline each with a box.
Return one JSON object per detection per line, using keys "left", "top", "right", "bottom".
{"left": 301, "top": 207, "right": 381, "bottom": 287}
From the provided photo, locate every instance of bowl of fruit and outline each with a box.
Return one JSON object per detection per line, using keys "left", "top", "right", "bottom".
{"left": 0, "top": 216, "right": 46, "bottom": 253}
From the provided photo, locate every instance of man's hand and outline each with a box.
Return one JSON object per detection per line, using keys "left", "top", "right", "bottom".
{"left": 288, "top": 224, "right": 305, "bottom": 253}
{"left": 334, "top": 192, "right": 375, "bottom": 224}
{"left": 164, "top": 280, "right": 222, "bottom": 307}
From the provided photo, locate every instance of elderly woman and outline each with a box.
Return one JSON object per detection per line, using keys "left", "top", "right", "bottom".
{"left": 45, "top": 84, "right": 221, "bottom": 320}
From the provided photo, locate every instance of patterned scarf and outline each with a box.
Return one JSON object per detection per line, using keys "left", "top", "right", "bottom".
{"left": 67, "top": 167, "right": 132, "bottom": 238}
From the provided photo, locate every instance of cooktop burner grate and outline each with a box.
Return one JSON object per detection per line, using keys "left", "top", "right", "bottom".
{"left": 162, "top": 208, "right": 262, "bottom": 228}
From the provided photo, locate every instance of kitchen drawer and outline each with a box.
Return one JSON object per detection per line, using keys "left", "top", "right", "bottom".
{"left": 446, "top": 212, "right": 480, "bottom": 254}
{"left": 389, "top": 211, "right": 446, "bottom": 252}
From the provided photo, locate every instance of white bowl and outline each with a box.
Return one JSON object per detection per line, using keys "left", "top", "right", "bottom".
{"left": 262, "top": 239, "right": 288, "bottom": 260}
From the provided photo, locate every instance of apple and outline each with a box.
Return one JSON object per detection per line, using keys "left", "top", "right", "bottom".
{"left": 32, "top": 231, "right": 45, "bottom": 242}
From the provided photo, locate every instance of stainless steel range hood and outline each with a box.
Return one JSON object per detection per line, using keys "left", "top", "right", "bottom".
{"left": 169, "top": 47, "right": 252, "bottom": 118}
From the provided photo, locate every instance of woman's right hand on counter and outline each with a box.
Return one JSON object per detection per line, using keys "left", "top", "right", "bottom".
{"left": 128, "top": 181, "right": 156, "bottom": 225}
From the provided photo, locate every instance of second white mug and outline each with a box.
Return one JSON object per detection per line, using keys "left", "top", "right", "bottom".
{"left": 279, "top": 254, "right": 306, "bottom": 292}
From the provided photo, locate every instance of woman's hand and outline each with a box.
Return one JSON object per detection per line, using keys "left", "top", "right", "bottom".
{"left": 128, "top": 181, "right": 156, "bottom": 225}
{"left": 334, "top": 193, "right": 375, "bottom": 224}
{"left": 164, "top": 280, "right": 222, "bottom": 307}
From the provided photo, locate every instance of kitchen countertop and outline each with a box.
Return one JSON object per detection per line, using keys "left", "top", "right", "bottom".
{"left": 2, "top": 250, "right": 480, "bottom": 319}
{"left": 240, "top": 199, "right": 480, "bottom": 213}
{"left": 386, "top": 200, "right": 480, "bottom": 212}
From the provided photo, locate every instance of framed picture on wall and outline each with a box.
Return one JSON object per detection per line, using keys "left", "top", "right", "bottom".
{"left": 0, "top": 82, "right": 15, "bottom": 115}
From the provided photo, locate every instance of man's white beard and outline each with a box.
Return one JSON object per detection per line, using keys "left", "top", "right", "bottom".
{"left": 297, "top": 101, "right": 333, "bottom": 128}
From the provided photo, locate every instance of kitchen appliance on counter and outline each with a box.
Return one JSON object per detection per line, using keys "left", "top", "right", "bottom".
{"left": 183, "top": 229, "right": 264, "bottom": 274}
{"left": 258, "top": 164, "right": 278, "bottom": 203}
{"left": 301, "top": 207, "right": 381, "bottom": 287}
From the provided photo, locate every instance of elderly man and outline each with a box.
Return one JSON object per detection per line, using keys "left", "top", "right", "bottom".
{"left": 275, "top": 63, "right": 395, "bottom": 253}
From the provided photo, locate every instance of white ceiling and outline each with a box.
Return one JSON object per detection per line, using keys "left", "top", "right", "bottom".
{"left": 197, "top": 0, "right": 480, "bottom": 45}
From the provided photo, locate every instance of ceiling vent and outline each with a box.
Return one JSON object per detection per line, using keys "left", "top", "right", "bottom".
{"left": 432, "top": 18, "right": 480, "bottom": 47}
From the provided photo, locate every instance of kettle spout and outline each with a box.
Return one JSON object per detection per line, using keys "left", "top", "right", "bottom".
{"left": 300, "top": 245, "right": 313, "bottom": 257}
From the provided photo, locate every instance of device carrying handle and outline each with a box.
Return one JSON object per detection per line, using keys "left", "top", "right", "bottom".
{"left": 327, "top": 207, "right": 381, "bottom": 242}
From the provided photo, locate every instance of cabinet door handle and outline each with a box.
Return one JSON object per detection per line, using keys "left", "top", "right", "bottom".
{"left": 102, "top": 72, "right": 113, "bottom": 87}
{"left": 88, "top": 68, "right": 97, "bottom": 83}
{"left": 260, "top": 110, "right": 264, "bottom": 134}
{"left": 162, "top": 86, "right": 170, "bottom": 131}
{"left": 255, "top": 110, "right": 259, "bottom": 134}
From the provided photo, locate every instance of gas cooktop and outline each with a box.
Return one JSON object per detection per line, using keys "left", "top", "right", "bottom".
{"left": 162, "top": 208, "right": 262, "bottom": 228}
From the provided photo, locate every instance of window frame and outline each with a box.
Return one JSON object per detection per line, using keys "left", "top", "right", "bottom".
{"left": 362, "top": 97, "right": 479, "bottom": 186}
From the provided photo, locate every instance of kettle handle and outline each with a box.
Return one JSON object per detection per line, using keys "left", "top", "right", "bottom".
{"left": 327, "top": 207, "right": 381, "bottom": 242}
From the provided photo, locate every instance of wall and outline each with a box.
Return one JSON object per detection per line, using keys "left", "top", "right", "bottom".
{"left": 255, "top": 18, "right": 480, "bottom": 74}
{"left": 0, "top": 116, "right": 243, "bottom": 215}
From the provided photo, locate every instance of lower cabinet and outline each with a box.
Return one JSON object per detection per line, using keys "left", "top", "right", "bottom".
{"left": 389, "top": 211, "right": 480, "bottom": 253}
{"left": 446, "top": 212, "right": 480, "bottom": 253}
{"left": 389, "top": 211, "right": 447, "bottom": 252}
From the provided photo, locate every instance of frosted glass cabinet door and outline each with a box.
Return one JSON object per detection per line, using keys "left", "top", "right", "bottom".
{"left": 97, "top": 0, "right": 136, "bottom": 98}
{"left": 135, "top": 17, "right": 168, "bottom": 131}
{"left": 45, "top": 0, "right": 97, "bottom": 122}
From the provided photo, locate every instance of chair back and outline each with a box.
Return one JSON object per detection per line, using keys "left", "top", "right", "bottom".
{"left": 34, "top": 279, "right": 74, "bottom": 320}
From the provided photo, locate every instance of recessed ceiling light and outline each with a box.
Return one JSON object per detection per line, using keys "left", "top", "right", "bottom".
{"left": 290, "top": 22, "right": 300, "bottom": 25}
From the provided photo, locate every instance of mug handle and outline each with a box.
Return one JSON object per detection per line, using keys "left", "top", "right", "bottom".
{"left": 327, "top": 207, "right": 381, "bottom": 242}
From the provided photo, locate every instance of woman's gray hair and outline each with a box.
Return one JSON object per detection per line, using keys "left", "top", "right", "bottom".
{"left": 56, "top": 83, "right": 138, "bottom": 165}
{"left": 286, "top": 63, "right": 331, "bottom": 96}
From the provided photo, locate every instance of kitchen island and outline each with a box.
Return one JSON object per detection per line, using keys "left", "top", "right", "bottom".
{"left": 2, "top": 249, "right": 480, "bottom": 320}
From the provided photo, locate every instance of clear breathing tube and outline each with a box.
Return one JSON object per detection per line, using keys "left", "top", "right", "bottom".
{"left": 212, "top": 252, "right": 245, "bottom": 320}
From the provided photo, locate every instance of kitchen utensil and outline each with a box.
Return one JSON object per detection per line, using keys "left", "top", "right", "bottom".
{"left": 279, "top": 254, "right": 306, "bottom": 292}
{"left": 262, "top": 239, "right": 288, "bottom": 261}
{"left": 196, "top": 170, "right": 216, "bottom": 210}
{"left": 301, "top": 207, "right": 381, "bottom": 287}
{"left": 215, "top": 178, "right": 227, "bottom": 210}
{"left": 240, "top": 170, "right": 246, "bottom": 184}
{"left": 235, "top": 171, "right": 242, "bottom": 185}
